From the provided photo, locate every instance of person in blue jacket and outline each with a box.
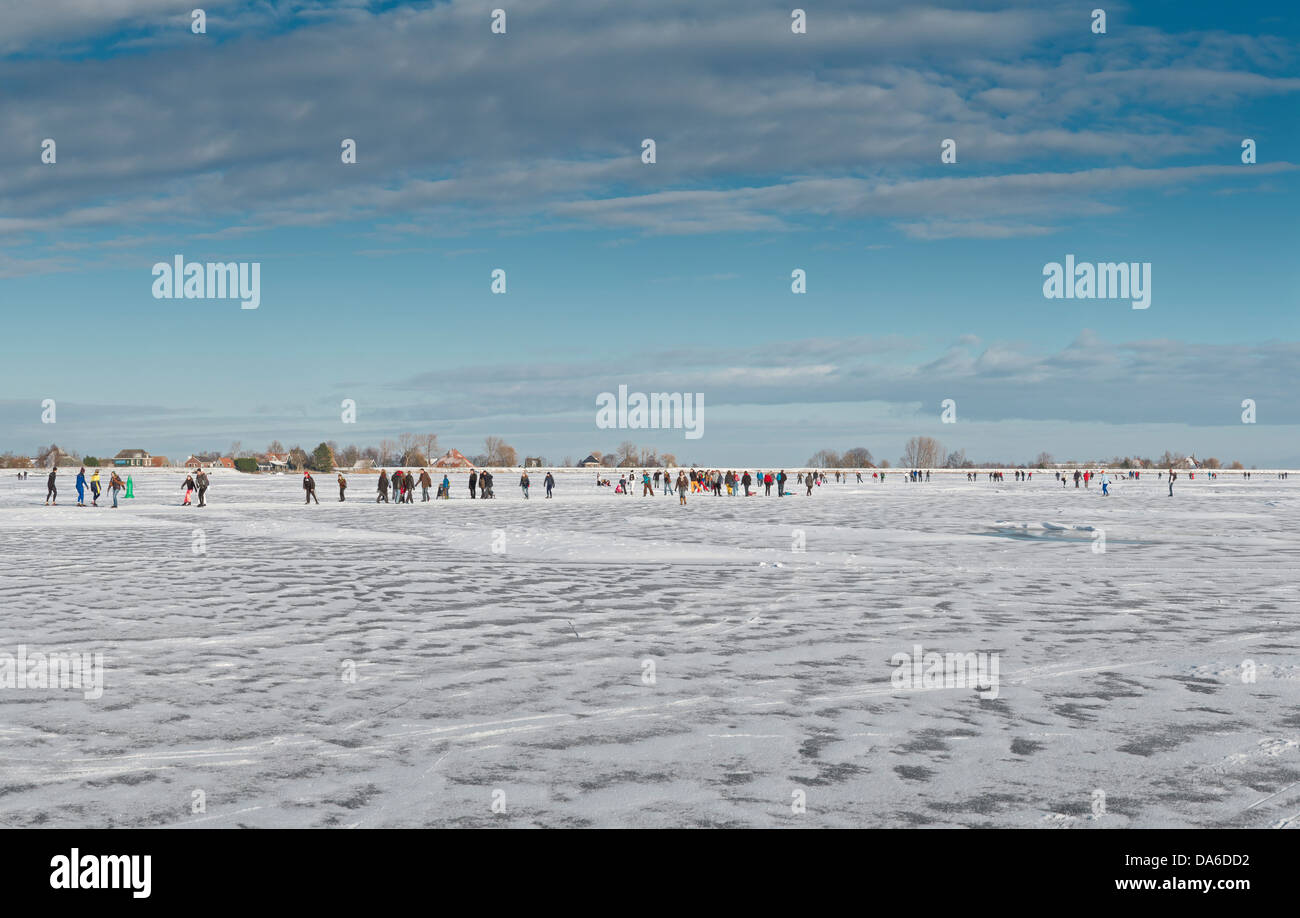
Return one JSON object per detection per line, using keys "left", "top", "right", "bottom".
{"left": 75, "top": 467, "right": 87, "bottom": 506}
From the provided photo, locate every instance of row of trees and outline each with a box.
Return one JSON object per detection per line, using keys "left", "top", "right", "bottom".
{"left": 804, "top": 440, "right": 1251, "bottom": 470}
{"left": 584, "top": 443, "right": 680, "bottom": 469}
{"left": 0, "top": 440, "right": 1252, "bottom": 472}
{"left": 266, "top": 435, "right": 522, "bottom": 472}
{"left": 0, "top": 445, "right": 86, "bottom": 468}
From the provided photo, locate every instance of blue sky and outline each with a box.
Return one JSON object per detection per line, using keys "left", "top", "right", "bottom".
{"left": 1, "top": 0, "right": 1297, "bottom": 465}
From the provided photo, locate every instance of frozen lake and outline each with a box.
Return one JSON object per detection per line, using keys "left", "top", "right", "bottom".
{"left": 1, "top": 468, "right": 1296, "bottom": 827}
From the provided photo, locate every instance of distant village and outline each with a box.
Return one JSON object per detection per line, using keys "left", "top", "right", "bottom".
{"left": 0, "top": 437, "right": 1243, "bottom": 473}
{"left": 0, "top": 439, "right": 683, "bottom": 473}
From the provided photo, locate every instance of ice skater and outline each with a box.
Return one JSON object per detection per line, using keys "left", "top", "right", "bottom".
{"left": 108, "top": 471, "right": 124, "bottom": 508}
{"left": 303, "top": 470, "right": 319, "bottom": 504}
{"left": 195, "top": 469, "right": 209, "bottom": 507}
{"left": 520, "top": 471, "right": 530, "bottom": 499}
{"left": 544, "top": 471, "right": 554, "bottom": 498}
{"left": 89, "top": 468, "right": 102, "bottom": 506}
{"left": 45, "top": 468, "right": 57, "bottom": 504}
{"left": 75, "top": 467, "right": 87, "bottom": 506}
{"left": 676, "top": 470, "right": 688, "bottom": 504}
{"left": 338, "top": 472, "right": 348, "bottom": 501}
{"left": 377, "top": 469, "right": 389, "bottom": 503}
{"left": 182, "top": 474, "right": 195, "bottom": 505}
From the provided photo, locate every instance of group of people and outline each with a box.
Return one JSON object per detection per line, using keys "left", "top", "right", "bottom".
{"left": 28, "top": 463, "right": 1283, "bottom": 510}
{"left": 299, "top": 468, "right": 560, "bottom": 504}
{"left": 609, "top": 469, "right": 799, "bottom": 497}
{"left": 370, "top": 468, "right": 445, "bottom": 503}
{"left": 599, "top": 468, "right": 864, "bottom": 498}
{"left": 181, "top": 470, "right": 210, "bottom": 506}
{"left": 41, "top": 467, "right": 131, "bottom": 508}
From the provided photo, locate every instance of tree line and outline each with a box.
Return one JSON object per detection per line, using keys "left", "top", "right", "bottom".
{"left": 803, "top": 438, "right": 1248, "bottom": 470}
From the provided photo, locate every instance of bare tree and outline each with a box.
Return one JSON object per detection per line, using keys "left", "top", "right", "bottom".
{"left": 660, "top": 452, "right": 678, "bottom": 468}
{"left": 378, "top": 439, "right": 397, "bottom": 466}
{"left": 228, "top": 440, "right": 242, "bottom": 459}
{"left": 901, "top": 436, "right": 944, "bottom": 468}
{"left": 806, "top": 449, "right": 841, "bottom": 468}
{"left": 616, "top": 440, "right": 639, "bottom": 467}
{"left": 841, "top": 446, "right": 874, "bottom": 467}
{"left": 483, "top": 436, "right": 517, "bottom": 466}
{"left": 562, "top": 455, "right": 574, "bottom": 468}
{"left": 36, "top": 444, "right": 63, "bottom": 467}
{"left": 335, "top": 444, "right": 360, "bottom": 467}
{"left": 267, "top": 440, "right": 285, "bottom": 455}
{"left": 420, "top": 433, "right": 440, "bottom": 464}
{"left": 1033, "top": 451, "right": 1054, "bottom": 468}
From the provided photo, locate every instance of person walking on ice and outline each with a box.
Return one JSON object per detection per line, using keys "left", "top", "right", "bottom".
{"left": 1168, "top": 469, "right": 1176, "bottom": 497}
{"left": 544, "top": 471, "right": 554, "bottom": 498}
{"left": 195, "top": 468, "right": 209, "bottom": 507}
{"left": 108, "top": 471, "right": 124, "bottom": 508}
{"left": 377, "top": 469, "right": 389, "bottom": 503}
{"left": 45, "top": 467, "right": 58, "bottom": 505}
{"left": 303, "top": 470, "right": 319, "bottom": 504}
{"left": 89, "top": 468, "right": 102, "bottom": 506}
{"left": 676, "top": 470, "right": 689, "bottom": 505}
{"left": 1100, "top": 470, "right": 1111, "bottom": 497}
{"left": 520, "top": 471, "right": 530, "bottom": 499}
{"left": 75, "top": 467, "right": 87, "bottom": 507}
{"left": 338, "top": 472, "right": 348, "bottom": 501}
{"left": 181, "top": 474, "right": 195, "bottom": 505}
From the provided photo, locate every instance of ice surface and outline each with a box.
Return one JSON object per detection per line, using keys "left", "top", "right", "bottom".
{"left": 1, "top": 469, "right": 1296, "bottom": 827}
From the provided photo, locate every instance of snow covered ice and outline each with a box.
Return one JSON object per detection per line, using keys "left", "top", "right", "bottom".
{"left": 1, "top": 470, "right": 1296, "bottom": 828}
